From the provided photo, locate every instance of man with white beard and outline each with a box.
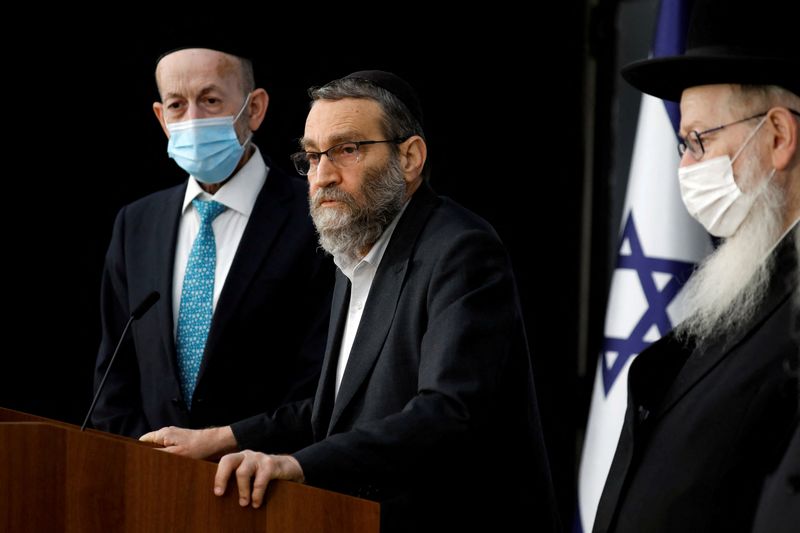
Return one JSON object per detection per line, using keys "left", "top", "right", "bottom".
{"left": 673, "top": 93, "right": 797, "bottom": 345}
{"left": 592, "top": 0, "right": 799, "bottom": 532}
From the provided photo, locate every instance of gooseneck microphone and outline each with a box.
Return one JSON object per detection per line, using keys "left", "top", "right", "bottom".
{"left": 81, "top": 291, "right": 160, "bottom": 431}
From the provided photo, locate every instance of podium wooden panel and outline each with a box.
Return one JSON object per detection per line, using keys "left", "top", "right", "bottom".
{"left": 0, "top": 408, "right": 380, "bottom": 533}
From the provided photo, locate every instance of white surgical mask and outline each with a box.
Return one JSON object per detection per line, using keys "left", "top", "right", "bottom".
{"left": 678, "top": 116, "right": 769, "bottom": 237}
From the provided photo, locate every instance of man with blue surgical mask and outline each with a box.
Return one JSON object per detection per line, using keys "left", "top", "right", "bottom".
{"left": 592, "top": 0, "right": 800, "bottom": 532}
{"left": 91, "top": 45, "right": 334, "bottom": 445}
{"left": 164, "top": 92, "right": 254, "bottom": 185}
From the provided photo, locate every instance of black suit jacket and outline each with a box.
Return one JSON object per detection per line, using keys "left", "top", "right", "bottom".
{"left": 92, "top": 163, "right": 334, "bottom": 440}
{"left": 751, "top": 416, "right": 800, "bottom": 533}
{"left": 232, "top": 183, "right": 559, "bottom": 533}
{"left": 593, "top": 227, "right": 799, "bottom": 533}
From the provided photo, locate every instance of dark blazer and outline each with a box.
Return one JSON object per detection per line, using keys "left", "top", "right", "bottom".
{"left": 593, "top": 227, "right": 799, "bottom": 533}
{"left": 751, "top": 416, "right": 800, "bottom": 533}
{"left": 92, "top": 163, "right": 334, "bottom": 441}
{"left": 232, "top": 183, "right": 559, "bottom": 533}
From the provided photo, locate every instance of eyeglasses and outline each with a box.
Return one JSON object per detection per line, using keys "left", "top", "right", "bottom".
{"left": 677, "top": 108, "right": 800, "bottom": 160}
{"left": 677, "top": 112, "right": 767, "bottom": 160}
{"left": 291, "top": 137, "right": 408, "bottom": 176}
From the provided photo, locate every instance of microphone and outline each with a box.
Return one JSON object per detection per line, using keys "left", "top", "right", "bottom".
{"left": 81, "top": 291, "right": 160, "bottom": 431}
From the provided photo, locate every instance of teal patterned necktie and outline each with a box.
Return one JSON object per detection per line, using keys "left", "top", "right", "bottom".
{"left": 176, "top": 199, "right": 227, "bottom": 405}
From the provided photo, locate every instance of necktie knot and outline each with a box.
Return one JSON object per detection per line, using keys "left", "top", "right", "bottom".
{"left": 193, "top": 199, "right": 226, "bottom": 225}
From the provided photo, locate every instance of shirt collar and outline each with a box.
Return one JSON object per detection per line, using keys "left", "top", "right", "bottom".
{"left": 181, "top": 145, "right": 268, "bottom": 215}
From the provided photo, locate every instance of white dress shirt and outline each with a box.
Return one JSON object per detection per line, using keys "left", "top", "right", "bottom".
{"left": 333, "top": 203, "right": 408, "bottom": 397}
{"left": 172, "top": 146, "right": 268, "bottom": 335}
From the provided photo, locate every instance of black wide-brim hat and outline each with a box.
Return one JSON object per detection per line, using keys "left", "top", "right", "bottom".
{"left": 622, "top": 0, "right": 800, "bottom": 102}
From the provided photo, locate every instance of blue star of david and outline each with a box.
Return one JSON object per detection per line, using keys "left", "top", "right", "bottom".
{"left": 601, "top": 213, "right": 695, "bottom": 394}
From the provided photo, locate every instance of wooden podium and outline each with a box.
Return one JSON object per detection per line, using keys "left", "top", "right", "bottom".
{"left": 0, "top": 408, "right": 380, "bottom": 533}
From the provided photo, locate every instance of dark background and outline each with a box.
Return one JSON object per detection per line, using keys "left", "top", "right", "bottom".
{"left": 0, "top": 3, "right": 647, "bottom": 524}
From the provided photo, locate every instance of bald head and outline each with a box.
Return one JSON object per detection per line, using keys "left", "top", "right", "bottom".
{"left": 155, "top": 48, "right": 254, "bottom": 100}
{"left": 151, "top": 47, "right": 269, "bottom": 158}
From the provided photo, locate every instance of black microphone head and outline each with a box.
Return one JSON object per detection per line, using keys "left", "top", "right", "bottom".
{"left": 131, "top": 291, "right": 160, "bottom": 320}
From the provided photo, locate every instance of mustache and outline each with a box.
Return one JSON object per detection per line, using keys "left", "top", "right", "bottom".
{"left": 310, "top": 185, "right": 357, "bottom": 209}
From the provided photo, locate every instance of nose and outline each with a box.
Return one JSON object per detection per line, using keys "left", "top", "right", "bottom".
{"left": 186, "top": 102, "right": 205, "bottom": 121}
{"left": 311, "top": 155, "right": 341, "bottom": 189}
{"left": 678, "top": 151, "right": 695, "bottom": 168}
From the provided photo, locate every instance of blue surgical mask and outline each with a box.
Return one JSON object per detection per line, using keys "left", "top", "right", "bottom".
{"left": 166, "top": 94, "right": 252, "bottom": 184}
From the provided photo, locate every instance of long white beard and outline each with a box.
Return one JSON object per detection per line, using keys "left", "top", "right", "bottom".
{"left": 675, "top": 162, "right": 784, "bottom": 344}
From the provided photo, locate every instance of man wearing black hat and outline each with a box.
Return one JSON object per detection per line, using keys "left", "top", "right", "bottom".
{"left": 142, "top": 70, "right": 559, "bottom": 532}
{"left": 592, "top": 0, "right": 799, "bottom": 532}
{"left": 91, "top": 46, "right": 334, "bottom": 444}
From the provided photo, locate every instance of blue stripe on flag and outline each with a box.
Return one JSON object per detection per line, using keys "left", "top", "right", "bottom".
{"left": 654, "top": 0, "right": 694, "bottom": 133}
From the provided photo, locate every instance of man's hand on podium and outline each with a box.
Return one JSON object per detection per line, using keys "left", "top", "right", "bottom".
{"left": 214, "top": 451, "right": 304, "bottom": 508}
{"left": 139, "top": 425, "right": 237, "bottom": 460}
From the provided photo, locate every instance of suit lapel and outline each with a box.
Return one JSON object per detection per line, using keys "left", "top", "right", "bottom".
{"left": 327, "top": 184, "right": 439, "bottom": 434}
{"left": 593, "top": 333, "right": 690, "bottom": 533}
{"left": 310, "top": 271, "right": 350, "bottom": 440}
{"left": 197, "top": 168, "right": 293, "bottom": 381}
{"left": 652, "top": 229, "right": 798, "bottom": 420}
{"left": 155, "top": 184, "right": 185, "bottom": 379}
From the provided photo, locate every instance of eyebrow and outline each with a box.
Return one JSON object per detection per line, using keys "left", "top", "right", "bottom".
{"left": 300, "top": 131, "right": 364, "bottom": 151}
{"left": 163, "top": 85, "right": 225, "bottom": 101}
{"left": 678, "top": 121, "right": 704, "bottom": 138}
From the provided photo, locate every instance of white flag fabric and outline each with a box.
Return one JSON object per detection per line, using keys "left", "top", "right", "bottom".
{"left": 576, "top": 1, "right": 711, "bottom": 531}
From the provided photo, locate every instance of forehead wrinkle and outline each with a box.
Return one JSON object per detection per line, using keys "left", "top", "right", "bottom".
{"left": 679, "top": 85, "right": 736, "bottom": 137}
{"left": 303, "top": 98, "right": 384, "bottom": 150}
{"left": 156, "top": 49, "right": 242, "bottom": 100}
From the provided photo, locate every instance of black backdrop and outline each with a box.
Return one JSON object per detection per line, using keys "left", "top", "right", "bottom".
{"left": 0, "top": 8, "right": 590, "bottom": 523}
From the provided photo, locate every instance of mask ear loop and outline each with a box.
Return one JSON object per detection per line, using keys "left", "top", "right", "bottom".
{"left": 233, "top": 93, "right": 254, "bottom": 148}
{"left": 233, "top": 93, "right": 252, "bottom": 122}
{"left": 750, "top": 167, "right": 777, "bottom": 198}
{"left": 734, "top": 114, "right": 776, "bottom": 198}
{"left": 731, "top": 114, "right": 768, "bottom": 164}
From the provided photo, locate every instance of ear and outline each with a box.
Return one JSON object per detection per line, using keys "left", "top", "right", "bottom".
{"left": 247, "top": 88, "right": 269, "bottom": 132}
{"left": 153, "top": 102, "right": 170, "bottom": 138}
{"left": 398, "top": 135, "right": 427, "bottom": 183}
{"left": 768, "top": 107, "right": 798, "bottom": 170}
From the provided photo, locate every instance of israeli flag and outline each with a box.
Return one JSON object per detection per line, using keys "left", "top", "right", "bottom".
{"left": 576, "top": 1, "right": 712, "bottom": 531}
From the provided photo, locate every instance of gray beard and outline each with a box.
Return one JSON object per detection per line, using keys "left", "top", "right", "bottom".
{"left": 675, "top": 163, "right": 785, "bottom": 345}
{"left": 309, "top": 155, "right": 407, "bottom": 264}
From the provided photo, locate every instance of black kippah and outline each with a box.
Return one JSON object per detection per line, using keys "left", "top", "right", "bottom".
{"left": 342, "top": 70, "right": 424, "bottom": 126}
{"left": 154, "top": 30, "right": 255, "bottom": 66}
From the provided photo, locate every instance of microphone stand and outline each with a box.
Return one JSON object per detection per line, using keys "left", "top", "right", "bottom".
{"left": 81, "top": 315, "right": 135, "bottom": 431}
